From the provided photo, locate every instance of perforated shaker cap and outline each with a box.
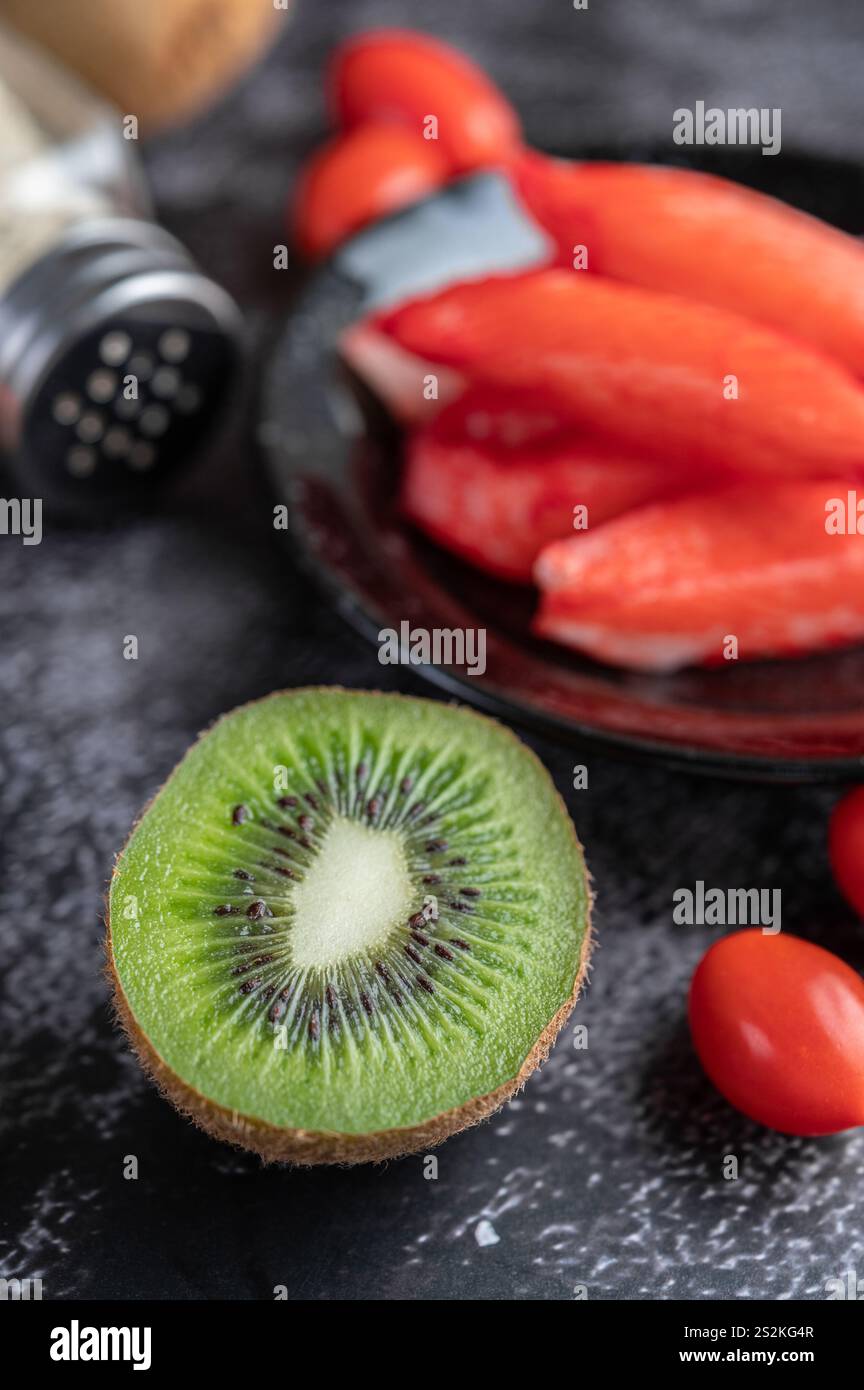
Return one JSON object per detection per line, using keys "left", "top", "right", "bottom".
{"left": 0, "top": 217, "right": 243, "bottom": 509}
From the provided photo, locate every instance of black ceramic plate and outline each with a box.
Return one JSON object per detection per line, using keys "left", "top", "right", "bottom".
{"left": 262, "top": 150, "right": 864, "bottom": 781}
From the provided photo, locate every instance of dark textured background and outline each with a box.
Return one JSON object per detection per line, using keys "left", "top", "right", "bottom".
{"left": 2, "top": 0, "right": 864, "bottom": 1302}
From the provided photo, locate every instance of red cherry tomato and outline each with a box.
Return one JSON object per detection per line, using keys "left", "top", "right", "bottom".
{"left": 292, "top": 123, "right": 448, "bottom": 261}
{"left": 688, "top": 929, "right": 864, "bottom": 1135}
{"left": 328, "top": 29, "right": 522, "bottom": 175}
{"left": 829, "top": 786, "right": 864, "bottom": 918}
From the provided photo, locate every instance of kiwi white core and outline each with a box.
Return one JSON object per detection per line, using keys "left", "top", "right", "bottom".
{"left": 288, "top": 817, "right": 414, "bottom": 970}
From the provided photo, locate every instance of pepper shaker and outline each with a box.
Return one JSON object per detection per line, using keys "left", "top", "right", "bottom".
{"left": 0, "top": 24, "right": 243, "bottom": 510}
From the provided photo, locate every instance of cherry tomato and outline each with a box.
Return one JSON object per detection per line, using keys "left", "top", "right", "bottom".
{"left": 328, "top": 29, "right": 522, "bottom": 175}
{"left": 829, "top": 786, "right": 864, "bottom": 918}
{"left": 292, "top": 123, "right": 448, "bottom": 261}
{"left": 688, "top": 929, "right": 864, "bottom": 1135}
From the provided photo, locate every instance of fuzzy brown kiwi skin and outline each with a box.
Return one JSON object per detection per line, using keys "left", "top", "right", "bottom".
{"left": 104, "top": 686, "right": 594, "bottom": 1167}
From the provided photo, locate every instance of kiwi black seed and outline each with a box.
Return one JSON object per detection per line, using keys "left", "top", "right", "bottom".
{"left": 106, "top": 688, "right": 591, "bottom": 1164}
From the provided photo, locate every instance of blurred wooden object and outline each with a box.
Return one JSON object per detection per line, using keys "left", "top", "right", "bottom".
{"left": 0, "top": 0, "right": 281, "bottom": 129}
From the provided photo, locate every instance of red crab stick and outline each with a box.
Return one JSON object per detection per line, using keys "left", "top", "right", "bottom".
{"left": 515, "top": 155, "right": 864, "bottom": 378}
{"left": 402, "top": 389, "right": 689, "bottom": 582}
{"left": 376, "top": 270, "right": 864, "bottom": 479}
{"left": 329, "top": 29, "right": 522, "bottom": 175}
{"left": 534, "top": 482, "right": 864, "bottom": 671}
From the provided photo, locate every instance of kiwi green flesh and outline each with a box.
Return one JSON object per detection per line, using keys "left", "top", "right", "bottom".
{"left": 108, "top": 688, "right": 590, "bottom": 1154}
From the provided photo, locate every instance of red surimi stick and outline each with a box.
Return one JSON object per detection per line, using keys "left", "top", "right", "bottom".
{"left": 514, "top": 155, "right": 864, "bottom": 379}
{"left": 534, "top": 481, "right": 864, "bottom": 671}
{"left": 402, "top": 388, "right": 690, "bottom": 583}
{"left": 376, "top": 270, "right": 864, "bottom": 479}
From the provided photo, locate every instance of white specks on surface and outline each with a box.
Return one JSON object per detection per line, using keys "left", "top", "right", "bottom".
{"left": 475, "top": 1220, "right": 500, "bottom": 1248}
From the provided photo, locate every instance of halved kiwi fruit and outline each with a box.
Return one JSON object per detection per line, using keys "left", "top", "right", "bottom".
{"left": 107, "top": 688, "right": 591, "bottom": 1164}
